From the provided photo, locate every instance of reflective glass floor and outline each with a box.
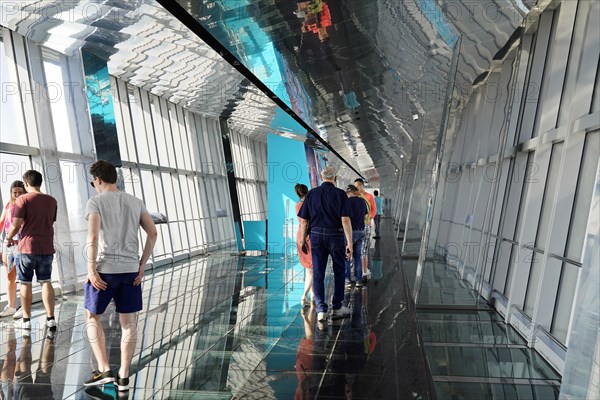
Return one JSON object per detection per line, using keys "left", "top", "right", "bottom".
{"left": 0, "top": 221, "right": 432, "bottom": 399}
{"left": 410, "top": 255, "right": 562, "bottom": 399}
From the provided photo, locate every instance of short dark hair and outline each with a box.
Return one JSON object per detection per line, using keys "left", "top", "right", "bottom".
{"left": 22, "top": 170, "right": 43, "bottom": 187}
{"left": 90, "top": 160, "right": 118, "bottom": 184}
{"left": 295, "top": 183, "right": 309, "bottom": 198}
{"left": 346, "top": 184, "right": 358, "bottom": 193}
{"left": 354, "top": 178, "right": 364, "bottom": 184}
{"left": 374, "top": 190, "right": 379, "bottom": 196}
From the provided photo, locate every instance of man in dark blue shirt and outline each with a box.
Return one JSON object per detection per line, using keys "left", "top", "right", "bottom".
{"left": 345, "top": 185, "right": 368, "bottom": 286}
{"left": 298, "top": 166, "right": 353, "bottom": 323}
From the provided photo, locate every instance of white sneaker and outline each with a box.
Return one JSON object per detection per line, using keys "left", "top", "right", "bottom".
{"left": 13, "top": 307, "right": 23, "bottom": 319}
{"left": 317, "top": 311, "right": 328, "bottom": 322}
{"left": 332, "top": 306, "right": 351, "bottom": 319}
{"left": 46, "top": 319, "right": 57, "bottom": 329}
{"left": 0, "top": 306, "right": 16, "bottom": 317}
{"left": 14, "top": 319, "right": 31, "bottom": 330}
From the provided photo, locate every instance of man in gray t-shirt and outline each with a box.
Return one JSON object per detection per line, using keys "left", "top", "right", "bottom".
{"left": 83, "top": 161, "right": 157, "bottom": 392}
{"left": 86, "top": 191, "right": 148, "bottom": 274}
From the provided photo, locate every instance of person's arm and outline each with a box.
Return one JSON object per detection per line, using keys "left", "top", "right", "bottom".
{"left": 136, "top": 211, "right": 157, "bottom": 286}
{"left": 370, "top": 196, "right": 377, "bottom": 219}
{"left": 299, "top": 217, "right": 310, "bottom": 242}
{"left": 297, "top": 196, "right": 311, "bottom": 253}
{"left": 298, "top": 217, "right": 310, "bottom": 254}
{"left": 6, "top": 217, "right": 23, "bottom": 247}
{"left": 86, "top": 213, "right": 107, "bottom": 290}
{"left": 342, "top": 216, "right": 352, "bottom": 260}
{"left": 0, "top": 206, "right": 7, "bottom": 229}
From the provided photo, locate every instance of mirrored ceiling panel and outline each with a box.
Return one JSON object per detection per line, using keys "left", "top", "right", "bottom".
{"left": 169, "top": 0, "right": 534, "bottom": 180}
{"left": 1, "top": 0, "right": 535, "bottom": 180}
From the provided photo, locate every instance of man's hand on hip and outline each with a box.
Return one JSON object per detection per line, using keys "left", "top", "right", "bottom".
{"left": 86, "top": 270, "right": 107, "bottom": 290}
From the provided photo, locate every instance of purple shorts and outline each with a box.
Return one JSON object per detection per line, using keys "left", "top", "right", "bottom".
{"left": 84, "top": 272, "right": 142, "bottom": 314}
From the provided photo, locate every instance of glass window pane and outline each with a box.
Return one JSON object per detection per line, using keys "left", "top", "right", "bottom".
{"left": 59, "top": 160, "right": 91, "bottom": 275}
{"left": 151, "top": 99, "right": 169, "bottom": 166}
{"left": 153, "top": 172, "right": 171, "bottom": 256}
{"left": 551, "top": 262, "right": 580, "bottom": 343}
{"left": 0, "top": 153, "right": 30, "bottom": 200}
{"left": 44, "top": 55, "right": 80, "bottom": 154}
{"left": 535, "top": 142, "right": 564, "bottom": 250}
{"left": 524, "top": 252, "right": 543, "bottom": 315}
{"left": 129, "top": 90, "right": 151, "bottom": 164}
{"left": 0, "top": 38, "right": 27, "bottom": 146}
{"left": 566, "top": 132, "right": 600, "bottom": 260}
{"left": 140, "top": 170, "right": 164, "bottom": 256}
{"left": 123, "top": 168, "right": 136, "bottom": 196}
{"left": 505, "top": 152, "right": 536, "bottom": 297}
{"left": 170, "top": 105, "right": 184, "bottom": 170}
{"left": 161, "top": 100, "right": 176, "bottom": 168}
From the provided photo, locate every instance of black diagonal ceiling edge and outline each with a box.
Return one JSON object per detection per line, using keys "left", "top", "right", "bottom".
{"left": 155, "top": 0, "right": 365, "bottom": 180}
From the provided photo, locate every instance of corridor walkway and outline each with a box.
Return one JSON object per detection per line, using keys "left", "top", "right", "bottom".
{"left": 0, "top": 220, "right": 561, "bottom": 399}
{"left": 0, "top": 221, "right": 431, "bottom": 399}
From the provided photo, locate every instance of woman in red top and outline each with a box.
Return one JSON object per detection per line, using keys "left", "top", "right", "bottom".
{"left": 0, "top": 180, "right": 25, "bottom": 317}
{"left": 295, "top": 184, "right": 314, "bottom": 307}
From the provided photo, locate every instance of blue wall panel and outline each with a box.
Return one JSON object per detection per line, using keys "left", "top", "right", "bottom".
{"left": 267, "top": 134, "right": 310, "bottom": 255}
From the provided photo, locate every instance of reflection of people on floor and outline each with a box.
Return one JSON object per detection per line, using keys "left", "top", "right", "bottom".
{"left": 295, "top": 308, "right": 315, "bottom": 399}
{"left": 371, "top": 239, "right": 383, "bottom": 284}
{"left": 1, "top": 327, "right": 17, "bottom": 399}
{"left": 317, "top": 287, "right": 377, "bottom": 399}
{"left": 342, "top": 288, "right": 369, "bottom": 398}
{"left": 13, "top": 334, "right": 55, "bottom": 400}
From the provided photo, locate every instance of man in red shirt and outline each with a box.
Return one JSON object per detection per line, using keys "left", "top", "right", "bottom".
{"left": 6, "top": 170, "right": 58, "bottom": 333}
{"left": 354, "top": 179, "right": 376, "bottom": 280}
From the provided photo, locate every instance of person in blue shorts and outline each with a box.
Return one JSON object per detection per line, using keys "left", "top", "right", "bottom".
{"left": 83, "top": 161, "right": 157, "bottom": 392}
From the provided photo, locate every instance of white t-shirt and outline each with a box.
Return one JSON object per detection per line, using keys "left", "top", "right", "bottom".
{"left": 86, "top": 191, "right": 148, "bottom": 274}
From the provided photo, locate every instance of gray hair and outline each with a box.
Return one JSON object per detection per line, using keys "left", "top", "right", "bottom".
{"left": 321, "top": 165, "right": 336, "bottom": 180}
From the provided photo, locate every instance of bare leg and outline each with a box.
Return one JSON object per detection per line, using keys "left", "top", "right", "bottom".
{"left": 40, "top": 282, "right": 55, "bottom": 318}
{"left": 307, "top": 268, "right": 314, "bottom": 300}
{"left": 20, "top": 284, "right": 32, "bottom": 318}
{"left": 15, "top": 336, "right": 32, "bottom": 378}
{"left": 2, "top": 253, "right": 17, "bottom": 308}
{"left": 40, "top": 337, "right": 55, "bottom": 373}
{"left": 85, "top": 311, "right": 111, "bottom": 372}
{"left": 118, "top": 312, "right": 138, "bottom": 378}
{"left": 7, "top": 267, "right": 16, "bottom": 308}
{"left": 1, "top": 328, "right": 16, "bottom": 383}
{"left": 303, "top": 268, "right": 313, "bottom": 300}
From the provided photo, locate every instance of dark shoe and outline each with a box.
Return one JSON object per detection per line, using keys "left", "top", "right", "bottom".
{"left": 356, "top": 279, "right": 364, "bottom": 288}
{"left": 115, "top": 375, "right": 130, "bottom": 392}
{"left": 84, "top": 370, "right": 115, "bottom": 386}
{"left": 84, "top": 387, "right": 114, "bottom": 400}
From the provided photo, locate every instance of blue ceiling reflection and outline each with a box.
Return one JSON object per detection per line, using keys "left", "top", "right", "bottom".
{"left": 168, "top": 0, "right": 534, "bottom": 179}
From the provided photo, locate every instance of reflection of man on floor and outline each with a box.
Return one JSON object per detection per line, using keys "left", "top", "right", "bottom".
{"left": 295, "top": 308, "right": 315, "bottom": 399}
{"left": 13, "top": 335, "right": 55, "bottom": 400}
{"left": 1, "top": 327, "right": 17, "bottom": 399}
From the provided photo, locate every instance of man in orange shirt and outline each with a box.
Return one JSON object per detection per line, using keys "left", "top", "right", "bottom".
{"left": 354, "top": 179, "right": 376, "bottom": 280}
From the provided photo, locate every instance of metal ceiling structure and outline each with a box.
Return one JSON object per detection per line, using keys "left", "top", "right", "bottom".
{"left": 1, "top": 0, "right": 536, "bottom": 184}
